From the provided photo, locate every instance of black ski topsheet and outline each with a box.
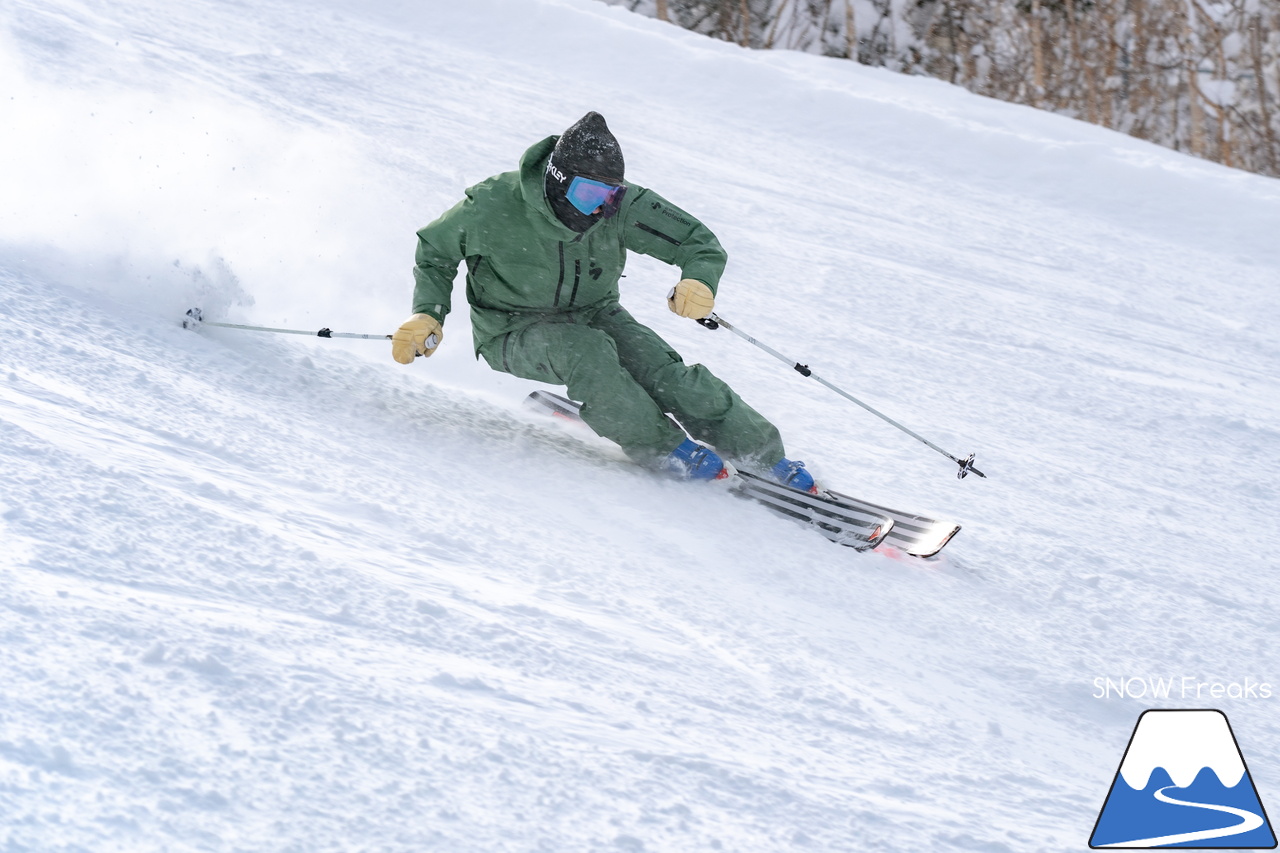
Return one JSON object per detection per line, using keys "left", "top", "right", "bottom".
{"left": 523, "top": 390, "right": 959, "bottom": 557}
{"left": 732, "top": 470, "right": 893, "bottom": 551}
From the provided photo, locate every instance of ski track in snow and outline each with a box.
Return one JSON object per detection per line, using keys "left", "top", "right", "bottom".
{"left": 2, "top": 0, "right": 1279, "bottom": 850}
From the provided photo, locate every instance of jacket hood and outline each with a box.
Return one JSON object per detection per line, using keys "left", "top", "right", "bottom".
{"left": 518, "top": 136, "right": 579, "bottom": 235}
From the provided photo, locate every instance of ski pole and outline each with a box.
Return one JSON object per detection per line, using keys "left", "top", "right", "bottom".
{"left": 182, "top": 308, "right": 392, "bottom": 340}
{"left": 698, "top": 312, "right": 986, "bottom": 480}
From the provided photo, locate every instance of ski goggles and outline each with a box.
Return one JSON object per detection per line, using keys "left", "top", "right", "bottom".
{"left": 565, "top": 175, "right": 627, "bottom": 218}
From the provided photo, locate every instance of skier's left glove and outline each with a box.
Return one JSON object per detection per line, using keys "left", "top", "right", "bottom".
{"left": 667, "top": 278, "right": 715, "bottom": 320}
{"left": 391, "top": 313, "right": 443, "bottom": 363}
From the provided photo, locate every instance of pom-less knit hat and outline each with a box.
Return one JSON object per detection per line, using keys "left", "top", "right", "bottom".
{"left": 545, "top": 112, "right": 625, "bottom": 232}
{"left": 550, "top": 111, "right": 624, "bottom": 183}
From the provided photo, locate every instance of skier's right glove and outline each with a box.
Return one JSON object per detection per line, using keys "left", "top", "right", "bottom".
{"left": 391, "top": 313, "right": 443, "bottom": 364}
{"left": 667, "top": 278, "right": 715, "bottom": 320}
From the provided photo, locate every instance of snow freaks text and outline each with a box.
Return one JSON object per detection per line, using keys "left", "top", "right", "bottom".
{"left": 1092, "top": 677, "right": 1274, "bottom": 700}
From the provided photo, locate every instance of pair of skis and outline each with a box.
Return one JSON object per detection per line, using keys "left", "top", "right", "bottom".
{"left": 523, "top": 390, "right": 959, "bottom": 559}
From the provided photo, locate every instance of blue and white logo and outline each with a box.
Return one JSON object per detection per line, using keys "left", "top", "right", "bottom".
{"left": 1091, "top": 709, "right": 1276, "bottom": 848}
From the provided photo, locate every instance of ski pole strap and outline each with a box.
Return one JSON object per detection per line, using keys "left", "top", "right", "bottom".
{"left": 702, "top": 312, "right": 986, "bottom": 479}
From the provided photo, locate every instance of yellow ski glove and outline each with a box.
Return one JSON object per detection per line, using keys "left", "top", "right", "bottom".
{"left": 667, "top": 278, "right": 715, "bottom": 320}
{"left": 391, "top": 313, "right": 443, "bottom": 364}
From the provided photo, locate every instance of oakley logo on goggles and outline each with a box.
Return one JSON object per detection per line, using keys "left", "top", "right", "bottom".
{"left": 566, "top": 176, "right": 627, "bottom": 218}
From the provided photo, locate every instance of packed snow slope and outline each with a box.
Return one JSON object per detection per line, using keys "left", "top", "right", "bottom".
{"left": 3, "top": 0, "right": 1280, "bottom": 850}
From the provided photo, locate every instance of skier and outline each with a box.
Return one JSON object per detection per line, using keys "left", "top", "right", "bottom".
{"left": 391, "top": 112, "right": 816, "bottom": 492}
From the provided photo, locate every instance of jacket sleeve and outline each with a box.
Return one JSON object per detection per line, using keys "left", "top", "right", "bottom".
{"left": 411, "top": 196, "right": 472, "bottom": 323}
{"left": 621, "top": 187, "right": 728, "bottom": 294}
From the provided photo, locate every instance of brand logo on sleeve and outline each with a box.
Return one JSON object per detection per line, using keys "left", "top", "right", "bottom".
{"left": 647, "top": 200, "right": 690, "bottom": 226}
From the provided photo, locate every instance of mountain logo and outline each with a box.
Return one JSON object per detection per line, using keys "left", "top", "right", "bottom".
{"left": 1090, "top": 709, "right": 1276, "bottom": 848}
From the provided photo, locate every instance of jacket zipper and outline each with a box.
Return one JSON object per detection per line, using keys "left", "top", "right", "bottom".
{"left": 636, "top": 222, "right": 679, "bottom": 245}
{"left": 553, "top": 241, "right": 566, "bottom": 306}
{"left": 568, "top": 260, "right": 582, "bottom": 306}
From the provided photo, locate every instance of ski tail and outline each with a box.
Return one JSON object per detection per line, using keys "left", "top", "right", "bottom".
{"left": 525, "top": 389, "right": 585, "bottom": 423}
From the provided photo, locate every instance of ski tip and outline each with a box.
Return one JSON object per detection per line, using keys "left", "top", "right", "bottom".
{"left": 867, "top": 518, "right": 895, "bottom": 550}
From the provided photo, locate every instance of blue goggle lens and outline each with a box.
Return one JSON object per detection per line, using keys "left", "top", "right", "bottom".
{"left": 566, "top": 176, "right": 626, "bottom": 218}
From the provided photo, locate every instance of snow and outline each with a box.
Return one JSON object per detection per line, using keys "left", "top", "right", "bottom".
{"left": 2, "top": 0, "right": 1279, "bottom": 850}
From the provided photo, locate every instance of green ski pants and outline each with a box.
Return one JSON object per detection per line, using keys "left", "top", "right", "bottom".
{"left": 480, "top": 302, "right": 786, "bottom": 466}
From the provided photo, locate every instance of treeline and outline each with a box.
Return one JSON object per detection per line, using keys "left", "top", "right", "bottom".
{"left": 605, "top": 0, "right": 1280, "bottom": 178}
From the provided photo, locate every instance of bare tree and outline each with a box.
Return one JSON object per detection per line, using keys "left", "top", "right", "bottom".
{"left": 600, "top": 0, "right": 1280, "bottom": 176}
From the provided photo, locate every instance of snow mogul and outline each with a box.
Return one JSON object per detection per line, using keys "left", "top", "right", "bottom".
{"left": 391, "top": 112, "right": 816, "bottom": 493}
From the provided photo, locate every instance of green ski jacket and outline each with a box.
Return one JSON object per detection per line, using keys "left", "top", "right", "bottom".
{"left": 412, "top": 136, "right": 729, "bottom": 352}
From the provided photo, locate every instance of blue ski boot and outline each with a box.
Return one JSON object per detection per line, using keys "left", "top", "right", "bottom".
{"left": 665, "top": 438, "right": 732, "bottom": 481}
{"left": 770, "top": 458, "right": 819, "bottom": 494}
